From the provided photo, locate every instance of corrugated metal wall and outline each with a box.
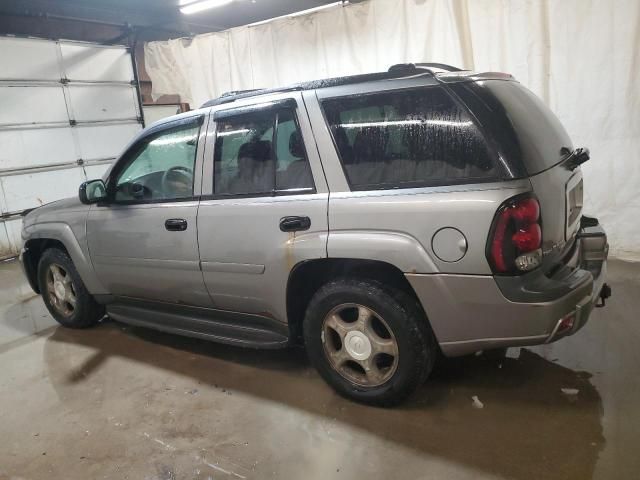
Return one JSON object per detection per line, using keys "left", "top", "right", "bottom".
{"left": 0, "top": 36, "right": 142, "bottom": 257}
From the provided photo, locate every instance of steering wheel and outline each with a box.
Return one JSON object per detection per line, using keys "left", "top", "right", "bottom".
{"left": 161, "top": 166, "right": 193, "bottom": 197}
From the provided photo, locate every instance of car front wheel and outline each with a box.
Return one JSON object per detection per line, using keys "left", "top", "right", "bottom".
{"left": 303, "top": 278, "right": 437, "bottom": 406}
{"left": 37, "top": 248, "right": 104, "bottom": 328}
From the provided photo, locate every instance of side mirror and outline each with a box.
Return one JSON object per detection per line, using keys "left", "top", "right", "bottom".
{"left": 79, "top": 179, "right": 107, "bottom": 205}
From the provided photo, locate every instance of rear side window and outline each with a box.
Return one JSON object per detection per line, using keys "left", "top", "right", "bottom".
{"left": 322, "top": 87, "right": 498, "bottom": 190}
{"left": 214, "top": 110, "right": 274, "bottom": 195}
{"left": 214, "top": 108, "right": 314, "bottom": 195}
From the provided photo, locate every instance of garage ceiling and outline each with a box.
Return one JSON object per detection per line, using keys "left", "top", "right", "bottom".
{"left": 0, "top": 0, "right": 341, "bottom": 41}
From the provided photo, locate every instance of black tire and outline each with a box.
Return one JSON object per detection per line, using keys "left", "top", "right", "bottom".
{"left": 303, "top": 278, "right": 437, "bottom": 406}
{"left": 37, "top": 248, "right": 104, "bottom": 328}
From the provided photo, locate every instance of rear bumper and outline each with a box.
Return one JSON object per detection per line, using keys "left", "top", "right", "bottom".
{"left": 406, "top": 222, "right": 609, "bottom": 357}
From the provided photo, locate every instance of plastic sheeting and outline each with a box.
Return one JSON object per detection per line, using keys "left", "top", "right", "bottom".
{"left": 145, "top": 0, "right": 640, "bottom": 260}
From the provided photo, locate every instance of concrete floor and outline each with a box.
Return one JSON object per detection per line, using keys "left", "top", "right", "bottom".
{"left": 0, "top": 259, "right": 638, "bottom": 480}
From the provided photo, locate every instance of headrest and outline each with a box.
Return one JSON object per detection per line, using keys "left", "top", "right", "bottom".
{"left": 289, "top": 131, "right": 305, "bottom": 158}
{"left": 352, "top": 128, "right": 386, "bottom": 164}
{"left": 238, "top": 140, "right": 271, "bottom": 162}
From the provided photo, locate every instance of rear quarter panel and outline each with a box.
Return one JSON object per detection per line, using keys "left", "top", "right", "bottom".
{"left": 326, "top": 182, "right": 531, "bottom": 274}
{"left": 303, "top": 84, "right": 533, "bottom": 274}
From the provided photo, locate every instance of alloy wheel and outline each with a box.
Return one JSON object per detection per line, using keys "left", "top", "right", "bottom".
{"left": 45, "top": 263, "right": 76, "bottom": 317}
{"left": 321, "top": 303, "right": 399, "bottom": 387}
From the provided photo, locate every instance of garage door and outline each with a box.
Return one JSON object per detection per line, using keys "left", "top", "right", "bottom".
{"left": 0, "top": 37, "right": 143, "bottom": 258}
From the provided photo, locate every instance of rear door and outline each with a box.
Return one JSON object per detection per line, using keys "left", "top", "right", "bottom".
{"left": 198, "top": 93, "right": 329, "bottom": 322}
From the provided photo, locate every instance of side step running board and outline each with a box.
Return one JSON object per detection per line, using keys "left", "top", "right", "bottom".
{"left": 106, "top": 298, "right": 290, "bottom": 349}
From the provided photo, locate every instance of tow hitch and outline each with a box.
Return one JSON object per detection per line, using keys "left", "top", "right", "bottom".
{"left": 596, "top": 283, "right": 612, "bottom": 308}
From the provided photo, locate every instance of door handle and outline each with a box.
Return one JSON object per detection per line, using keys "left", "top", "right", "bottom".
{"left": 165, "top": 218, "right": 188, "bottom": 231}
{"left": 279, "top": 216, "right": 311, "bottom": 232}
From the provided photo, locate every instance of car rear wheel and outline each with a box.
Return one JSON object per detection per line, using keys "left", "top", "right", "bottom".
{"left": 37, "top": 248, "right": 104, "bottom": 328}
{"left": 303, "top": 278, "right": 437, "bottom": 406}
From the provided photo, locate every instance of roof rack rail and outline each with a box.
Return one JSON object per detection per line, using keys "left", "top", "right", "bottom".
{"left": 201, "top": 64, "right": 441, "bottom": 108}
{"left": 219, "top": 89, "right": 263, "bottom": 98}
{"left": 414, "top": 62, "right": 463, "bottom": 72}
{"left": 387, "top": 63, "right": 419, "bottom": 73}
{"left": 201, "top": 86, "right": 304, "bottom": 108}
{"left": 388, "top": 62, "right": 463, "bottom": 74}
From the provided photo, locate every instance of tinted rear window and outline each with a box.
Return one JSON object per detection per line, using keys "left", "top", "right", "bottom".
{"left": 478, "top": 81, "right": 573, "bottom": 175}
{"left": 322, "top": 87, "right": 499, "bottom": 190}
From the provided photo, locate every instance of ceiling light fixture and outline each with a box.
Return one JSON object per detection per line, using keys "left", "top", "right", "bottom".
{"left": 180, "top": 0, "right": 233, "bottom": 15}
{"left": 247, "top": 1, "right": 347, "bottom": 27}
{"left": 287, "top": 1, "right": 346, "bottom": 18}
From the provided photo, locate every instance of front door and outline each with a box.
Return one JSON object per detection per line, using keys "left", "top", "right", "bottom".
{"left": 86, "top": 114, "right": 212, "bottom": 307}
{"left": 197, "top": 94, "right": 329, "bottom": 322}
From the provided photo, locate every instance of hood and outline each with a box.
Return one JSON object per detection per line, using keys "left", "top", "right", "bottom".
{"left": 23, "top": 196, "right": 89, "bottom": 227}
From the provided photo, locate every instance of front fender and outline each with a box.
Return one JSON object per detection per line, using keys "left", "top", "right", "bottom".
{"left": 23, "top": 222, "right": 107, "bottom": 294}
{"left": 327, "top": 230, "right": 438, "bottom": 273}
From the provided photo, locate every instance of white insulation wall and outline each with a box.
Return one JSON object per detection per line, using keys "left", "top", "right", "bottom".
{"left": 0, "top": 37, "right": 142, "bottom": 257}
{"left": 145, "top": 0, "right": 640, "bottom": 261}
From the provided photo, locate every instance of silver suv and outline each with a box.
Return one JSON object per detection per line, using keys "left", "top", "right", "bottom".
{"left": 20, "top": 63, "right": 610, "bottom": 405}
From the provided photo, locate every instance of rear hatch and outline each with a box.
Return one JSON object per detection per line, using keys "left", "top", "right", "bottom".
{"left": 449, "top": 79, "right": 584, "bottom": 270}
{"left": 529, "top": 162, "right": 583, "bottom": 267}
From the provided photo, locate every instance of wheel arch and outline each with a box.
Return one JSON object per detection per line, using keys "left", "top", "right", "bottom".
{"left": 22, "top": 238, "right": 69, "bottom": 293}
{"left": 22, "top": 223, "right": 105, "bottom": 295}
{"left": 285, "top": 258, "right": 428, "bottom": 344}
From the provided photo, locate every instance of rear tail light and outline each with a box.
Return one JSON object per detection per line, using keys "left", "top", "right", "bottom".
{"left": 487, "top": 195, "right": 543, "bottom": 274}
{"left": 556, "top": 312, "right": 576, "bottom": 335}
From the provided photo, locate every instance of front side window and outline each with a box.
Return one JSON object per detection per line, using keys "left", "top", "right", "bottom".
{"left": 322, "top": 87, "right": 498, "bottom": 190}
{"left": 214, "top": 107, "right": 314, "bottom": 195}
{"left": 114, "top": 121, "right": 200, "bottom": 202}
